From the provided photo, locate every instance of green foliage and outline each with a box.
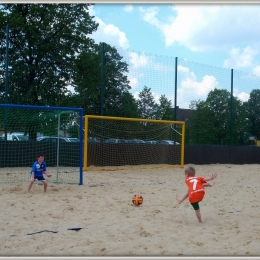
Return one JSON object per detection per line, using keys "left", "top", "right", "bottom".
{"left": 1, "top": 4, "right": 259, "bottom": 146}
{"left": 0, "top": 4, "right": 98, "bottom": 106}
{"left": 188, "top": 100, "right": 215, "bottom": 144}
{"left": 137, "top": 86, "right": 173, "bottom": 120}
{"left": 188, "top": 88, "right": 249, "bottom": 145}
{"left": 137, "top": 86, "right": 157, "bottom": 119}
{"left": 246, "top": 89, "right": 260, "bottom": 139}
{"left": 0, "top": 4, "right": 172, "bottom": 139}
{"left": 72, "top": 43, "right": 138, "bottom": 117}
{"left": 157, "top": 94, "right": 173, "bottom": 120}
{"left": 0, "top": 107, "right": 79, "bottom": 140}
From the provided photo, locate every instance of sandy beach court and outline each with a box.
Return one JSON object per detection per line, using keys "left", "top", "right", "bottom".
{"left": 1, "top": 164, "right": 260, "bottom": 257}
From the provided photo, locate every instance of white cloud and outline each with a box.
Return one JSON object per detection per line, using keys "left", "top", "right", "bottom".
{"left": 103, "top": 23, "right": 129, "bottom": 48}
{"left": 128, "top": 77, "right": 139, "bottom": 90}
{"left": 133, "top": 91, "right": 139, "bottom": 100}
{"left": 181, "top": 75, "right": 218, "bottom": 97}
{"left": 139, "top": 5, "right": 211, "bottom": 51}
{"left": 124, "top": 5, "right": 133, "bottom": 13}
{"left": 223, "top": 46, "right": 259, "bottom": 69}
{"left": 139, "top": 5, "right": 260, "bottom": 52}
{"left": 88, "top": 8, "right": 129, "bottom": 49}
{"left": 127, "top": 52, "right": 175, "bottom": 95}
{"left": 176, "top": 66, "right": 250, "bottom": 107}
{"left": 132, "top": 65, "right": 219, "bottom": 109}
{"left": 252, "top": 65, "right": 260, "bottom": 76}
{"left": 126, "top": 52, "right": 148, "bottom": 90}
{"left": 128, "top": 59, "right": 220, "bottom": 108}
{"left": 128, "top": 52, "right": 150, "bottom": 68}
{"left": 233, "top": 90, "right": 250, "bottom": 102}
{"left": 88, "top": 5, "right": 96, "bottom": 16}
{"left": 128, "top": 51, "right": 173, "bottom": 73}
{"left": 139, "top": 6, "right": 161, "bottom": 27}
{"left": 176, "top": 65, "right": 219, "bottom": 108}
{"left": 153, "top": 92, "right": 161, "bottom": 104}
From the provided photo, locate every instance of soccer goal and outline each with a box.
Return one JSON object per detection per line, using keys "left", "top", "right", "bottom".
{"left": 84, "top": 115, "right": 185, "bottom": 171}
{"left": 0, "top": 104, "right": 83, "bottom": 184}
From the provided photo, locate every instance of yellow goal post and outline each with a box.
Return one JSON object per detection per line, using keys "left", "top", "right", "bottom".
{"left": 84, "top": 115, "right": 185, "bottom": 171}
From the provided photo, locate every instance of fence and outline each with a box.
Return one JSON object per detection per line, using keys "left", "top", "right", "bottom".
{"left": 1, "top": 41, "right": 260, "bottom": 146}
{"left": 114, "top": 46, "right": 260, "bottom": 146}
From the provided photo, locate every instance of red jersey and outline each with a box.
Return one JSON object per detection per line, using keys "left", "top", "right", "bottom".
{"left": 185, "top": 176, "right": 206, "bottom": 203}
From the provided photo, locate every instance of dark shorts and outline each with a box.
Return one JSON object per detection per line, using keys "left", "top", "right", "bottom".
{"left": 33, "top": 176, "right": 46, "bottom": 181}
{"left": 191, "top": 201, "right": 201, "bottom": 210}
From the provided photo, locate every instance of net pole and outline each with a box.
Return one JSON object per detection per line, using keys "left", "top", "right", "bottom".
{"left": 56, "top": 111, "right": 72, "bottom": 183}
{"left": 181, "top": 121, "right": 185, "bottom": 167}
{"left": 5, "top": 24, "right": 9, "bottom": 105}
{"left": 56, "top": 113, "right": 61, "bottom": 182}
{"left": 79, "top": 109, "right": 83, "bottom": 185}
{"left": 84, "top": 116, "right": 89, "bottom": 171}
{"left": 4, "top": 25, "right": 9, "bottom": 141}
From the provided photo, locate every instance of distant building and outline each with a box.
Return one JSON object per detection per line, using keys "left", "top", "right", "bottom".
{"left": 171, "top": 106, "right": 195, "bottom": 122}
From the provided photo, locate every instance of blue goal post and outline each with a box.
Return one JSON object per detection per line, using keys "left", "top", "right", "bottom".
{"left": 0, "top": 104, "right": 83, "bottom": 185}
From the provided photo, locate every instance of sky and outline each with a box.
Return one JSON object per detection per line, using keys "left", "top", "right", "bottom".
{"left": 87, "top": 3, "right": 260, "bottom": 108}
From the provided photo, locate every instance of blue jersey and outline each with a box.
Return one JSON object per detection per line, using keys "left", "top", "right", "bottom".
{"left": 30, "top": 161, "right": 47, "bottom": 177}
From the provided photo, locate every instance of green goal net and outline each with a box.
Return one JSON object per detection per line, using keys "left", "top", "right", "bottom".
{"left": 0, "top": 104, "right": 83, "bottom": 184}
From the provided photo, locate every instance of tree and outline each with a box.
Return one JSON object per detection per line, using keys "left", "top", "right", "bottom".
{"left": 246, "top": 89, "right": 260, "bottom": 139}
{"left": 137, "top": 86, "right": 157, "bottom": 119}
{"left": 71, "top": 42, "right": 139, "bottom": 118}
{"left": 136, "top": 87, "right": 175, "bottom": 140}
{"left": 156, "top": 94, "right": 173, "bottom": 120}
{"left": 188, "top": 88, "right": 249, "bottom": 145}
{"left": 206, "top": 89, "right": 231, "bottom": 144}
{"left": 188, "top": 99, "right": 215, "bottom": 144}
{"left": 0, "top": 4, "right": 98, "bottom": 106}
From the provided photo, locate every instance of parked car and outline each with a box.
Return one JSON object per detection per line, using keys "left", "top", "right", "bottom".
{"left": 36, "top": 136, "right": 50, "bottom": 141}
{"left": 145, "top": 140, "right": 158, "bottom": 144}
{"left": 247, "top": 136, "right": 257, "bottom": 145}
{"left": 12, "top": 133, "right": 29, "bottom": 141}
{"left": 67, "top": 138, "right": 80, "bottom": 142}
{"left": 1, "top": 133, "right": 13, "bottom": 141}
{"left": 105, "top": 138, "right": 127, "bottom": 144}
{"left": 159, "top": 140, "right": 180, "bottom": 145}
{"left": 37, "top": 137, "right": 70, "bottom": 142}
{"left": 88, "top": 137, "right": 99, "bottom": 143}
{"left": 126, "top": 139, "right": 145, "bottom": 144}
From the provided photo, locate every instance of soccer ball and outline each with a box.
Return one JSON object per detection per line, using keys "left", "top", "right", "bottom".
{"left": 132, "top": 194, "right": 143, "bottom": 206}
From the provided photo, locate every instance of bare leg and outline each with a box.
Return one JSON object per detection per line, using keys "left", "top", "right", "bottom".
{"left": 28, "top": 179, "right": 35, "bottom": 192}
{"left": 195, "top": 209, "right": 202, "bottom": 223}
{"left": 43, "top": 181, "right": 47, "bottom": 192}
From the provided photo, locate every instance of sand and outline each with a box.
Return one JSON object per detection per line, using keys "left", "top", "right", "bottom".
{"left": 1, "top": 164, "right": 260, "bottom": 257}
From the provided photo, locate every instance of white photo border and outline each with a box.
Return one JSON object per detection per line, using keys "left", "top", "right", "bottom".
{"left": 1, "top": 0, "right": 260, "bottom": 259}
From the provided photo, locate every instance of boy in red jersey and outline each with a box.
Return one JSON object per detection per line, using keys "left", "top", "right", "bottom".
{"left": 176, "top": 166, "right": 217, "bottom": 223}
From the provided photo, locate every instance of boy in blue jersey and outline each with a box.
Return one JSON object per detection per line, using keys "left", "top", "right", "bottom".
{"left": 28, "top": 153, "right": 52, "bottom": 192}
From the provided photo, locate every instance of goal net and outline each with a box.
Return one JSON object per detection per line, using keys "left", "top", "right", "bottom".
{"left": 0, "top": 104, "right": 83, "bottom": 184}
{"left": 84, "top": 115, "right": 185, "bottom": 171}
